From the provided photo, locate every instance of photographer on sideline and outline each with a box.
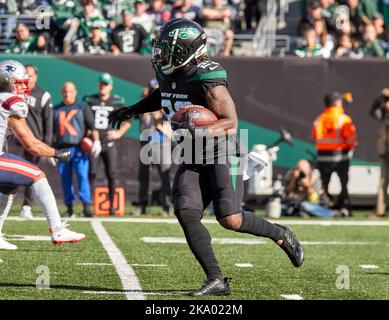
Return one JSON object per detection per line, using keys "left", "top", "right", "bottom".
{"left": 370, "top": 88, "right": 389, "bottom": 217}
{"left": 283, "top": 159, "right": 333, "bottom": 218}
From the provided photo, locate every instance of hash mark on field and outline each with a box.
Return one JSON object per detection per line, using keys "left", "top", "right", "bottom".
{"left": 235, "top": 263, "right": 253, "bottom": 268}
{"left": 91, "top": 220, "right": 145, "bottom": 300}
{"left": 77, "top": 263, "right": 113, "bottom": 266}
{"left": 130, "top": 264, "right": 167, "bottom": 267}
{"left": 359, "top": 264, "right": 379, "bottom": 269}
{"left": 281, "top": 294, "right": 304, "bottom": 300}
{"left": 83, "top": 291, "right": 177, "bottom": 296}
{"left": 0, "top": 259, "right": 3, "bottom": 263}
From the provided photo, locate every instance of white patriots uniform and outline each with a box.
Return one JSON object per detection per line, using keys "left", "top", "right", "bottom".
{"left": 0, "top": 92, "right": 28, "bottom": 153}
{"left": 0, "top": 92, "right": 41, "bottom": 192}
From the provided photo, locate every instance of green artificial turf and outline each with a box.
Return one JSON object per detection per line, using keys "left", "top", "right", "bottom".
{"left": 1, "top": 203, "right": 389, "bottom": 300}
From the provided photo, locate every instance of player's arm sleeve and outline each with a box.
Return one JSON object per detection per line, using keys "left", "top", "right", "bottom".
{"left": 42, "top": 91, "right": 53, "bottom": 145}
{"left": 84, "top": 103, "right": 95, "bottom": 130}
{"left": 128, "top": 88, "right": 162, "bottom": 115}
{"left": 199, "top": 65, "right": 228, "bottom": 93}
{"left": 9, "top": 99, "right": 29, "bottom": 119}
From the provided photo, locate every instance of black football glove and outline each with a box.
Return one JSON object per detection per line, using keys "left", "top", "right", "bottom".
{"left": 54, "top": 149, "right": 71, "bottom": 162}
{"left": 108, "top": 107, "right": 134, "bottom": 130}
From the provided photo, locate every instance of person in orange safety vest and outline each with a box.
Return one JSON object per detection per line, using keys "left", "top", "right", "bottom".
{"left": 312, "top": 92, "right": 357, "bottom": 217}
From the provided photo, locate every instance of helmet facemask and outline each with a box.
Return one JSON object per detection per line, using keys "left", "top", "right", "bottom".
{"left": 14, "top": 78, "right": 30, "bottom": 100}
{"left": 151, "top": 26, "right": 207, "bottom": 75}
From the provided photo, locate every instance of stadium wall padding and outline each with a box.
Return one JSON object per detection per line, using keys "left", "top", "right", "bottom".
{"left": 0, "top": 54, "right": 385, "bottom": 202}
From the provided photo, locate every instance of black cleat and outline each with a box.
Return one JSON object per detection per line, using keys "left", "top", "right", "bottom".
{"left": 190, "top": 278, "right": 231, "bottom": 297}
{"left": 276, "top": 224, "right": 304, "bottom": 267}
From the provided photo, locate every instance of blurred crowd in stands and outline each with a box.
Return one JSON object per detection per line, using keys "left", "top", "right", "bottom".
{"left": 2, "top": 0, "right": 389, "bottom": 58}
{"left": 0, "top": 0, "right": 267, "bottom": 56}
{"left": 297, "top": 0, "right": 389, "bottom": 58}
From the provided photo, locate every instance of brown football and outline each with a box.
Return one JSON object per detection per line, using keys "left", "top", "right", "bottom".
{"left": 80, "top": 136, "right": 93, "bottom": 154}
{"left": 171, "top": 105, "right": 218, "bottom": 127}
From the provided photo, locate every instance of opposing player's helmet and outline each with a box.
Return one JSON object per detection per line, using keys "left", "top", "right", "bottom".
{"left": 151, "top": 18, "right": 207, "bottom": 75}
{"left": 0, "top": 60, "right": 30, "bottom": 99}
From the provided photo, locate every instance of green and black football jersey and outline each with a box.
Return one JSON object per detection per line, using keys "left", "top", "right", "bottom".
{"left": 156, "top": 60, "right": 241, "bottom": 162}
{"left": 83, "top": 94, "right": 126, "bottom": 145}
{"left": 156, "top": 59, "right": 228, "bottom": 120}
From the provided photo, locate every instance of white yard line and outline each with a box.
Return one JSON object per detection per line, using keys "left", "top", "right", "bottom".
{"left": 140, "top": 236, "right": 378, "bottom": 246}
{"left": 5, "top": 235, "right": 51, "bottom": 241}
{"left": 4, "top": 233, "right": 379, "bottom": 246}
{"left": 0, "top": 259, "right": 3, "bottom": 263}
{"left": 91, "top": 220, "right": 145, "bottom": 300}
{"left": 7, "top": 216, "right": 389, "bottom": 226}
{"left": 235, "top": 263, "right": 254, "bottom": 268}
{"left": 141, "top": 237, "right": 267, "bottom": 245}
{"left": 281, "top": 294, "right": 304, "bottom": 300}
{"left": 359, "top": 264, "right": 379, "bottom": 269}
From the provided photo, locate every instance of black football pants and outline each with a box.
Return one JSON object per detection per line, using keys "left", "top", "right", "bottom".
{"left": 90, "top": 143, "right": 118, "bottom": 205}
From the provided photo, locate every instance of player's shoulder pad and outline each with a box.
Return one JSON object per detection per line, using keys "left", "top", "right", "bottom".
{"left": 112, "top": 94, "right": 126, "bottom": 104}
{"left": 1, "top": 94, "right": 28, "bottom": 118}
{"left": 187, "top": 60, "right": 227, "bottom": 82}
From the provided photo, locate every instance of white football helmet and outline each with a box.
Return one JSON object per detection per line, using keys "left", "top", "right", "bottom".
{"left": 0, "top": 60, "right": 30, "bottom": 99}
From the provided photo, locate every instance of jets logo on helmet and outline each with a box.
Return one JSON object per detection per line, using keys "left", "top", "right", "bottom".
{"left": 168, "top": 27, "right": 200, "bottom": 40}
{"left": 151, "top": 18, "right": 207, "bottom": 75}
{"left": 0, "top": 60, "right": 30, "bottom": 100}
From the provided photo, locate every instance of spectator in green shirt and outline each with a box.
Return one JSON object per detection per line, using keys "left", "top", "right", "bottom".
{"left": 295, "top": 26, "right": 324, "bottom": 58}
{"left": 373, "top": 13, "right": 389, "bottom": 42}
{"left": 359, "top": 0, "right": 380, "bottom": 25}
{"left": 51, "top": 0, "right": 81, "bottom": 28}
{"left": 5, "top": 23, "right": 46, "bottom": 54}
{"left": 76, "top": 0, "right": 108, "bottom": 39}
{"left": 378, "top": 0, "right": 389, "bottom": 39}
{"left": 74, "top": 24, "right": 110, "bottom": 55}
{"left": 51, "top": 0, "right": 82, "bottom": 52}
{"left": 361, "top": 23, "right": 386, "bottom": 57}
{"left": 320, "top": 0, "right": 338, "bottom": 31}
{"left": 101, "top": 0, "right": 135, "bottom": 27}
